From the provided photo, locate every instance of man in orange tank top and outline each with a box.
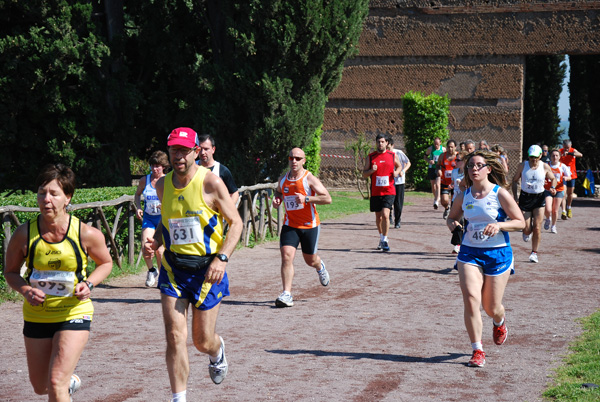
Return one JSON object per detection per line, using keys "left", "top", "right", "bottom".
{"left": 272, "top": 148, "right": 332, "bottom": 308}
{"left": 559, "top": 139, "right": 583, "bottom": 219}
{"left": 363, "top": 134, "right": 402, "bottom": 252}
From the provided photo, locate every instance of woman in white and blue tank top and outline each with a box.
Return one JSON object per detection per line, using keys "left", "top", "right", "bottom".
{"left": 134, "top": 151, "right": 169, "bottom": 287}
{"left": 446, "top": 151, "right": 525, "bottom": 368}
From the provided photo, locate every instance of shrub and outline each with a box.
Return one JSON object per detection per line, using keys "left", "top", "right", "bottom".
{"left": 402, "top": 91, "right": 450, "bottom": 191}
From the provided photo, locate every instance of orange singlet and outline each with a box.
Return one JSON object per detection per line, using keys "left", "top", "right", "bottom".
{"left": 439, "top": 152, "right": 457, "bottom": 186}
{"left": 279, "top": 170, "right": 320, "bottom": 229}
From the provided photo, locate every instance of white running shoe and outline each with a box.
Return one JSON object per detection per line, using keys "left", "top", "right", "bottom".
{"left": 452, "top": 245, "right": 460, "bottom": 254}
{"left": 529, "top": 252, "right": 539, "bottom": 263}
{"left": 317, "top": 261, "right": 330, "bottom": 286}
{"left": 275, "top": 291, "right": 293, "bottom": 308}
{"left": 551, "top": 225, "right": 557, "bottom": 234}
{"left": 376, "top": 240, "right": 382, "bottom": 250}
{"left": 145, "top": 268, "right": 158, "bottom": 287}
{"left": 208, "top": 337, "right": 228, "bottom": 385}
{"left": 442, "top": 207, "right": 450, "bottom": 219}
{"left": 522, "top": 233, "right": 531, "bottom": 242}
{"left": 543, "top": 218, "right": 551, "bottom": 230}
{"left": 69, "top": 374, "right": 81, "bottom": 396}
{"left": 433, "top": 201, "right": 439, "bottom": 210}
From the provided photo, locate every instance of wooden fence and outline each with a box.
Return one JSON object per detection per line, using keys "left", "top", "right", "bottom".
{"left": 1, "top": 184, "right": 282, "bottom": 271}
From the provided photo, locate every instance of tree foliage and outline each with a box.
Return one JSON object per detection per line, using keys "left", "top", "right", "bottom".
{"left": 0, "top": 0, "right": 369, "bottom": 191}
{"left": 523, "top": 55, "right": 566, "bottom": 152}
{"left": 402, "top": 91, "right": 450, "bottom": 191}
{"left": 569, "top": 55, "right": 600, "bottom": 172}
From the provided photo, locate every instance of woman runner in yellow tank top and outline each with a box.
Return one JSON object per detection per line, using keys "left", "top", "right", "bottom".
{"left": 5, "top": 164, "right": 113, "bottom": 401}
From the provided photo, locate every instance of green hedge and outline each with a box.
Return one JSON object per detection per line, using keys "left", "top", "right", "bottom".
{"left": 305, "top": 126, "right": 323, "bottom": 177}
{"left": 402, "top": 91, "right": 450, "bottom": 191}
{"left": 1, "top": 186, "right": 139, "bottom": 273}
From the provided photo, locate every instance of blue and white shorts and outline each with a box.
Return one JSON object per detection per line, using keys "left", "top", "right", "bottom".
{"left": 456, "top": 245, "right": 514, "bottom": 276}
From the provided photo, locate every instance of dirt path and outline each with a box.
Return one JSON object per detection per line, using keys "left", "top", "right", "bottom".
{"left": 1, "top": 195, "right": 599, "bottom": 401}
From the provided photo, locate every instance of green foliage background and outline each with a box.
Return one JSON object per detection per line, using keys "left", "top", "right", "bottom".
{"left": 523, "top": 55, "right": 566, "bottom": 152}
{"left": 0, "top": 0, "right": 369, "bottom": 191}
{"left": 402, "top": 91, "right": 450, "bottom": 191}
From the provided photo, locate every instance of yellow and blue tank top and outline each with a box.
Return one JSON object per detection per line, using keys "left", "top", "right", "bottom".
{"left": 24, "top": 215, "right": 93, "bottom": 323}
{"left": 161, "top": 167, "right": 224, "bottom": 258}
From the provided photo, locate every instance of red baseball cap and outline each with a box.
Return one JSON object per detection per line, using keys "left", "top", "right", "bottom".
{"left": 167, "top": 127, "right": 199, "bottom": 148}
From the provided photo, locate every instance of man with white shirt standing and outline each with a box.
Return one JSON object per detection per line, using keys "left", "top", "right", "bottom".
{"left": 387, "top": 137, "right": 411, "bottom": 229}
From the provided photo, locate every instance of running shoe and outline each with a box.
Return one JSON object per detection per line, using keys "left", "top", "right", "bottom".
{"left": 529, "top": 251, "right": 538, "bottom": 263}
{"left": 145, "top": 268, "right": 158, "bottom": 287}
{"left": 69, "top": 374, "right": 81, "bottom": 396}
{"left": 452, "top": 244, "right": 460, "bottom": 254}
{"left": 394, "top": 222, "right": 401, "bottom": 229}
{"left": 381, "top": 240, "right": 390, "bottom": 252}
{"left": 550, "top": 225, "right": 557, "bottom": 234}
{"left": 561, "top": 211, "right": 567, "bottom": 220}
{"left": 543, "top": 218, "right": 551, "bottom": 230}
{"left": 442, "top": 207, "right": 450, "bottom": 219}
{"left": 522, "top": 233, "right": 531, "bottom": 242}
{"left": 208, "top": 337, "right": 228, "bottom": 385}
{"left": 317, "top": 261, "right": 330, "bottom": 286}
{"left": 468, "top": 349, "right": 486, "bottom": 367}
{"left": 567, "top": 209, "right": 573, "bottom": 218}
{"left": 376, "top": 240, "right": 382, "bottom": 250}
{"left": 493, "top": 321, "right": 508, "bottom": 345}
{"left": 433, "top": 201, "right": 439, "bottom": 210}
{"left": 275, "top": 291, "right": 293, "bottom": 308}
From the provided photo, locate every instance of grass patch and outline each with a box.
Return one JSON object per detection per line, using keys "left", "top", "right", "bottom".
{"left": 543, "top": 310, "right": 600, "bottom": 401}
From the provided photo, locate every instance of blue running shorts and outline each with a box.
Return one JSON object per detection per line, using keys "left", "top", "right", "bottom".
{"left": 456, "top": 245, "right": 515, "bottom": 276}
{"left": 142, "top": 213, "right": 161, "bottom": 230}
{"left": 158, "top": 262, "right": 229, "bottom": 310}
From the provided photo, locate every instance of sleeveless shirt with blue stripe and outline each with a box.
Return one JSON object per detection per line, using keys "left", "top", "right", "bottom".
{"left": 461, "top": 185, "right": 510, "bottom": 248}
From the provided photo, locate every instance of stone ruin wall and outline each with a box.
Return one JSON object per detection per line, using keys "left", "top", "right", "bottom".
{"left": 320, "top": 0, "right": 600, "bottom": 187}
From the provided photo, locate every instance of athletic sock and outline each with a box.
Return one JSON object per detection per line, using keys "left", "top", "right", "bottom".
{"left": 383, "top": 236, "right": 388, "bottom": 242}
{"left": 471, "top": 341, "right": 483, "bottom": 351}
{"left": 380, "top": 233, "right": 385, "bottom": 241}
{"left": 494, "top": 317, "right": 505, "bottom": 327}
{"left": 210, "top": 346, "right": 223, "bottom": 364}
{"left": 172, "top": 390, "right": 187, "bottom": 402}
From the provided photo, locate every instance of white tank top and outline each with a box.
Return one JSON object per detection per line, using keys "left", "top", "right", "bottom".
{"left": 520, "top": 161, "right": 546, "bottom": 194}
{"left": 142, "top": 174, "right": 161, "bottom": 215}
{"left": 461, "top": 185, "right": 510, "bottom": 248}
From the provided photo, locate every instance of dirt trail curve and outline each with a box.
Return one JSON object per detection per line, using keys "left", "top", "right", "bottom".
{"left": 1, "top": 195, "right": 599, "bottom": 401}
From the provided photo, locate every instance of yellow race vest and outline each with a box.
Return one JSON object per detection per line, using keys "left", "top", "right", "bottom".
{"left": 24, "top": 215, "right": 93, "bottom": 323}
{"left": 161, "top": 167, "right": 224, "bottom": 259}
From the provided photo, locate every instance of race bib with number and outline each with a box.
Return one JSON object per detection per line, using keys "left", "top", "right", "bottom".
{"left": 525, "top": 180, "right": 542, "bottom": 193}
{"left": 467, "top": 223, "right": 492, "bottom": 244}
{"left": 145, "top": 200, "right": 161, "bottom": 215}
{"left": 30, "top": 269, "right": 75, "bottom": 297}
{"left": 444, "top": 170, "right": 452, "bottom": 178}
{"left": 169, "top": 217, "right": 202, "bottom": 245}
{"left": 375, "top": 176, "right": 390, "bottom": 187}
{"left": 284, "top": 195, "right": 304, "bottom": 211}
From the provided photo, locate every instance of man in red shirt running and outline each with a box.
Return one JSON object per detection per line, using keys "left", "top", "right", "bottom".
{"left": 363, "top": 134, "right": 402, "bottom": 252}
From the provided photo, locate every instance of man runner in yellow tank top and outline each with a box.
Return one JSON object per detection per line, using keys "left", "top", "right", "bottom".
{"left": 144, "top": 127, "right": 242, "bottom": 402}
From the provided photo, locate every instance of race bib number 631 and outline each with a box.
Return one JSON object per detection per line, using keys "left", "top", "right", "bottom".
{"left": 169, "top": 217, "right": 202, "bottom": 245}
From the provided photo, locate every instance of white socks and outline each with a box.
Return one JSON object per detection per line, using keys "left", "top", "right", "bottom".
{"left": 172, "top": 391, "right": 186, "bottom": 402}
{"left": 471, "top": 341, "right": 483, "bottom": 351}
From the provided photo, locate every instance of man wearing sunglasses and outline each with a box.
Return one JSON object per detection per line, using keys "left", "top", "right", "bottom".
{"left": 511, "top": 144, "right": 556, "bottom": 263}
{"left": 363, "top": 134, "right": 403, "bottom": 251}
{"left": 272, "top": 148, "right": 332, "bottom": 308}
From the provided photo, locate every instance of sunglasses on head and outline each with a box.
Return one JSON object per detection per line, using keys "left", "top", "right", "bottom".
{"left": 288, "top": 156, "right": 304, "bottom": 161}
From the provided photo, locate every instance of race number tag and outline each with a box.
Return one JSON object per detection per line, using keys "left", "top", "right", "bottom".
{"left": 375, "top": 176, "right": 389, "bottom": 187}
{"left": 284, "top": 195, "right": 303, "bottom": 211}
{"left": 469, "top": 223, "right": 491, "bottom": 243}
{"left": 30, "top": 269, "right": 75, "bottom": 297}
{"left": 145, "top": 200, "right": 161, "bottom": 215}
{"left": 445, "top": 170, "right": 452, "bottom": 178}
{"left": 169, "top": 217, "right": 202, "bottom": 245}
{"left": 525, "top": 179, "right": 541, "bottom": 193}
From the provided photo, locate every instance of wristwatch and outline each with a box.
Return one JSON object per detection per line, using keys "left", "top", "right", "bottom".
{"left": 216, "top": 253, "right": 229, "bottom": 262}
{"left": 85, "top": 281, "right": 94, "bottom": 292}
{"left": 305, "top": 196, "right": 310, "bottom": 203}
